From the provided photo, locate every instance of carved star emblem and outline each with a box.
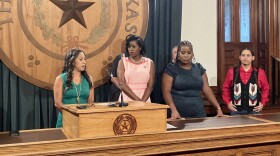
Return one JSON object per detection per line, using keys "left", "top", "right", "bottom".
{"left": 120, "top": 121, "right": 130, "bottom": 132}
{"left": 50, "top": 0, "right": 95, "bottom": 28}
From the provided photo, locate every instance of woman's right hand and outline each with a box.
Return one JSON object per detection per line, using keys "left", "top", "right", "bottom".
{"left": 55, "top": 103, "right": 62, "bottom": 112}
{"left": 170, "top": 110, "right": 181, "bottom": 119}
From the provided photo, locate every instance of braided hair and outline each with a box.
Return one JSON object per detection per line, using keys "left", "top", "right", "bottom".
{"left": 62, "top": 49, "right": 93, "bottom": 90}
{"left": 176, "top": 40, "right": 197, "bottom": 63}
{"left": 234, "top": 48, "right": 260, "bottom": 92}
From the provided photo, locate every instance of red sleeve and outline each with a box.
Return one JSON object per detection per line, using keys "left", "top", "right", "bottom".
{"left": 222, "top": 68, "right": 234, "bottom": 105}
{"left": 258, "top": 69, "right": 270, "bottom": 106}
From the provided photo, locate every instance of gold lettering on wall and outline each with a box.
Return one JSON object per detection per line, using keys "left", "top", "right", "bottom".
{"left": 126, "top": 0, "right": 139, "bottom": 20}
{"left": 125, "top": 0, "right": 139, "bottom": 33}
{"left": 0, "top": 18, "right": 12, "bottom": 30}
{"left": 0, "top": 0, "right": 11, "bottom": 12}
{"left": 125, "top": 23, "right": 137, "bottom": 34}
{"left": 126, "top": 0, "right": 139, "bottom": 6}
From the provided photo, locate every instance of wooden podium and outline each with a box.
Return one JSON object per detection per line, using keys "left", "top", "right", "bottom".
{"left": 62, "top": 101, "right": 169, "bottom": 139}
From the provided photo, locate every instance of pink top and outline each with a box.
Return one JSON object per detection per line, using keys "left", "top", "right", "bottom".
{"left": 119, "top": 57, "right": 152, "bottom": 102}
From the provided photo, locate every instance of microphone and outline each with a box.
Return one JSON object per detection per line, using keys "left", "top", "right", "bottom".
{"left": 9, "top": 130, "right": 20, "bottom": 136}
{"left": 106, "top": 69, "right": 128, "bottom": 107}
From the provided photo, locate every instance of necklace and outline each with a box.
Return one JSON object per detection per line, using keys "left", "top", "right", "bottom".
{"left": 73, "top": 79, "right": 82, "bottom": 104}
{"left": 130, "top": 55, "right": 143, "bottom": 64}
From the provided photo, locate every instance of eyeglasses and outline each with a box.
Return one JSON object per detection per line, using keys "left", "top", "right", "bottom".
{"left": 76, "top": 103, "right": 95, "bottom": 109}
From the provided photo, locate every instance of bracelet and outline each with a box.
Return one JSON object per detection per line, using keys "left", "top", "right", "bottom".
{"left": 217, "top": 107, "right": 221, "bottom": 110}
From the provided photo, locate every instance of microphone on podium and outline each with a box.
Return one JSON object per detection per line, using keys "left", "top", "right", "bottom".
{"left": 9, "top": 130, "right": 20, "bottom": 136}
{"left": 106, "top": 69, "right": 128, "bottom": 107}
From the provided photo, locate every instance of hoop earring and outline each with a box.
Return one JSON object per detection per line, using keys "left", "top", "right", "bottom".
{"left": 192, "top": 56, "right": 197, "bottom": 63}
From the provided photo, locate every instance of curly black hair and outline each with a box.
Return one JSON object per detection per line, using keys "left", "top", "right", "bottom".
{"left": 125, "top": 34, "right": 146, "bottom": 56}
{"left": 62, "top": 49, "right": 93, "bottom": 90}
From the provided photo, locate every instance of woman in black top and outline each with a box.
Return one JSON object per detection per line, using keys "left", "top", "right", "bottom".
{"left": 162, "top": 41, "right": 225, "bottom": 119}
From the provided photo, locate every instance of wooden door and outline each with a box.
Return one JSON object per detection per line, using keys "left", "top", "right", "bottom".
{"left": 218, "top": 0, "right": 270, "bottom": 92}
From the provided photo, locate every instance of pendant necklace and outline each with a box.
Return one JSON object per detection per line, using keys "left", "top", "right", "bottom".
{"left": 74, "top": 79, "right": 82, "bottom": 104}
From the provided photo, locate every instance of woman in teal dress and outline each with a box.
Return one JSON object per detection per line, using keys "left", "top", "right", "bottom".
{"left": 53, "top": 49, "right": 94, "bottom": 128}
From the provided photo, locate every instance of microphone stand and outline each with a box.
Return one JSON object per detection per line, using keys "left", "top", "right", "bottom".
{"left": 106, "top": 69, "right": 128, "bottom": 107}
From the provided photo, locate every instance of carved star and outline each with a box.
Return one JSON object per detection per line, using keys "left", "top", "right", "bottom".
{"left": 120, "top": 121, "right": 129, "bottom": 131}
{"left": 50, "top": 0, "right": 95, "bottom": 28}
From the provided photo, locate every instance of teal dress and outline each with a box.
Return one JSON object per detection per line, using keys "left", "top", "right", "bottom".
{"left": 56, "top": 73, "right": 90, "bottom": 128}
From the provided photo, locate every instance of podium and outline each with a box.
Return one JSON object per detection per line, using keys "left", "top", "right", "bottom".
{"left": 62, "top": 101, "right": 169, "bottom": 139}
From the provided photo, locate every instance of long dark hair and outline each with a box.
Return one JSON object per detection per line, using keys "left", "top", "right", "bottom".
{"left": 125, "top": 34, "right": 146, "bottom": 56}
{"left": 233, "top": 48, "right": 259, "bottom": 92}
{"left": 176, "top": 40, "right": 196, "bottom": 63}
{"left": 62, "top": 49, "right": 93, "bottom": 89}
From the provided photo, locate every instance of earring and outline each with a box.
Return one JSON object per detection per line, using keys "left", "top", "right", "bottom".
{"left": 192, "top": 56, "right": 197, "bottom": 63}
